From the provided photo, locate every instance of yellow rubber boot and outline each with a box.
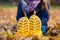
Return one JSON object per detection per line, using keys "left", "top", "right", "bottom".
{"left": 15, "top": 17, "right": 29, "bottom": 37}
{"left": 29, "top": 15, "right": 42, "bottom": 38}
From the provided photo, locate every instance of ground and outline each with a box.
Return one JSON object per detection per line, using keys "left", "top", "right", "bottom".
{"left": 0, "top": 4, "right": 60, "bottom": 40}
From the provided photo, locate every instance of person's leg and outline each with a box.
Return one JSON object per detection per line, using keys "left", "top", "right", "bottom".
{"left": 40, "top": 17, "right": 48, "bottom": 35}
{"left": 16, "top": 2, "right": 24, "bottom": 21}
{"left": 42, "top": 25, "right": 48, "bottom": 35}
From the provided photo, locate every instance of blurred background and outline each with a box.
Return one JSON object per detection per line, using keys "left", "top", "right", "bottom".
{"left": 0, "top": 0, "right": 60, "bottom": 40}
{"left": 0, "top": 0, "right": 60, "bottom": 28}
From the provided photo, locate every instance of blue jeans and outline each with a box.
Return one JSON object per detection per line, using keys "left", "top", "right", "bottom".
{"left": 42, "top": 25, "right": 48, "bottom": 35}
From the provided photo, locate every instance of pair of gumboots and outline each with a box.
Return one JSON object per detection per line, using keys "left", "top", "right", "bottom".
{"left": 14, "top": 11, "right": 42, "bottom": 38}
